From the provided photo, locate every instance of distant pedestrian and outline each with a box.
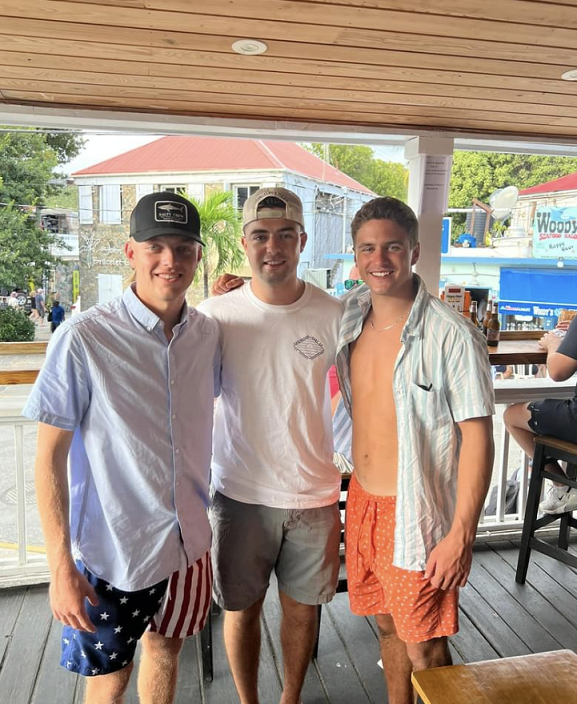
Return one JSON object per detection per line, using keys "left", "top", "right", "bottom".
{"left": 8, "top": 292, "right": 19, "bottom": 308}
{"left": 49, "top": 300, "right": 65, "bottom": 333}
{"left": 29, "top": 289, "right": 39, "bottom": 322}
{"left": 35, "top": 289, "right": 46, "bottom": 325}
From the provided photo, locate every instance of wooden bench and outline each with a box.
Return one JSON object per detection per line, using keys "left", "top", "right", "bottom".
{"left": 412, "top": 649, "right": 577, "bottom": 704}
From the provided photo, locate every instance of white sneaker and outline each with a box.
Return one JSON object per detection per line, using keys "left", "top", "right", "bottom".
{"left": 539, "top": 482, "right": 577, "bottom": 514}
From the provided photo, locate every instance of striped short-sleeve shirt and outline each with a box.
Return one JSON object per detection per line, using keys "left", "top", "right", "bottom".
{"left": 336, "top": 275, "right": 495, "bottom": 571}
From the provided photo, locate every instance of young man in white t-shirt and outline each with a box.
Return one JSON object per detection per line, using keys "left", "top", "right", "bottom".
{"left": 198, "top": 187, "right": 342, "bottom": 704}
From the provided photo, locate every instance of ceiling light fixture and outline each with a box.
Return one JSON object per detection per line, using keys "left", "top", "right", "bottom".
{"left": 561, "top": 69, "right": 577, "bottom": 81}
{"left": 232, "top": 39, "right": 268, "bottom": 56}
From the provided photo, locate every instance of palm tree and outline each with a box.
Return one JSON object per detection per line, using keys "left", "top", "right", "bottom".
{"left": 187, "top": 191, "right": 245, "bottom": 299}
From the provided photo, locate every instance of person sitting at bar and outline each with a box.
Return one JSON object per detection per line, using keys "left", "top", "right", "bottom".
{"left": 504, "top": 315, "right": 577, "bottom": 515}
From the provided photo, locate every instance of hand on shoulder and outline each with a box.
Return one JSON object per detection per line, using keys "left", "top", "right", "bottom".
{"left": 211, "top": 273, "right": 244, "bottom": 297}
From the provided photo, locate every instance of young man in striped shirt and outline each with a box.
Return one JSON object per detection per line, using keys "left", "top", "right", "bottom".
{"left": 336, "top": 197, "right": 495, "bottom": 704}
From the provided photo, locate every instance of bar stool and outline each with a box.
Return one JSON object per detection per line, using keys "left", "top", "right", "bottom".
{"left": 516, "top": 435, "right": 577, "bottom": 584}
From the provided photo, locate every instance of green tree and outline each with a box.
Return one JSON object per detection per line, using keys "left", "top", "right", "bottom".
{"left": 45, "top": 131, "right": 85, "bottom": 165}
{"left": 304, "top": 143, "right": 408, "bottom": 200}
{"left": 0, "top": 306, "right": 35, "bottom": 342}
{"left": 0, "top": 205, "right": 60, "bottom": 289}
{"left": 0, "top": 130, "right": 58, "bottom": 205}
{"left": 44, "top": 184, "right": 79, "bottom": 211}
{"left": 448, "top": 152, "right": 577, "bottom": 236}
{"left": 0, "top": 128, "right": 83, "bottom": 291}
{"left": 449, "top": 152, "right": 577, "bottom": 208}
{"left": 187, "top": 191, "right": 245, "bottom": 299}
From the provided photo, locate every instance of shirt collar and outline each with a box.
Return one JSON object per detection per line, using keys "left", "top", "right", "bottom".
{"left": 347, "top": 274, "right": 429, "bottom": 341}
{"left": 402, "top": 275, "right": 429, "bottom": 341}
{"left": 122, "top": 284, "right": 189, "bottom": 334}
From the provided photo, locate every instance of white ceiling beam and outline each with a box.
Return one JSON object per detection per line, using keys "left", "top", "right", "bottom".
{"left": 4, "top": 104, "right": 577, "bottom": 156}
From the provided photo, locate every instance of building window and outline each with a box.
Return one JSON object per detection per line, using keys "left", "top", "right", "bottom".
{"left": 136, "top": 184, "right": 154, "bottom": 202}
{"left": 78, "top": 185, "right": 93, "bottom": 224}
{"left": 97, "top": 273, "right": 123, "bottom": 304}
{"left": 162, "top": 185, "right": 187, "bottom": 196}
{"left": 234, "top": 185, "right": 260, "bottom": 211}
{"left": 100, "top": 185, "right": 122, "bottom": 225}
{"left": 315, "top": 191, "right": 343, "bottom": 214}
{"left": 187, "top": 184, "right": 203, "bottom": 203}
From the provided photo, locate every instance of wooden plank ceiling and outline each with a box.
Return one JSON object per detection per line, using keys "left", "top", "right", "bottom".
{"left": 1, "top": 0, "right": 577, "bottom": 141}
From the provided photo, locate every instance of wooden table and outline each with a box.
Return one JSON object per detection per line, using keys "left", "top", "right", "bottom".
{"left": 487, "top": 339, "right": 547, "bottom": 367}
{"left": 412, "top": 649, "right": 577, "bottom": 704}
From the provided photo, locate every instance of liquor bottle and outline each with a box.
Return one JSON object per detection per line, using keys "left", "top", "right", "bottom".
{"left": 482, "top": 299, "right": 493, "bottom": 336}
{"left": 470, "top": 300, "right": 479, "bottom": 328}
{"left": 487, "top": 301, "right": 501, "bottom": 347}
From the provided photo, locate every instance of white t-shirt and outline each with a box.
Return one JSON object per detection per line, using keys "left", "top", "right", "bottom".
{"left": 199, "top": 282, "right": 343, "bottom": 509}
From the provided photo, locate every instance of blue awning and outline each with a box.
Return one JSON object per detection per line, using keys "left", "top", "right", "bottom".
{"left": 499, "top": 268, "right": 577, "bottom": 317}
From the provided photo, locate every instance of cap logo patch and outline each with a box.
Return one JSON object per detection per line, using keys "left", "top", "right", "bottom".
{"left": 154, "top": 201, "right": 188, "bottom": 225}
{"left": 256, "top": 207, "right": 286, "bottom": 219}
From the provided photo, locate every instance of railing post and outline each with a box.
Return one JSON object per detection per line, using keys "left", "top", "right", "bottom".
{"left": 14, "top": 423, "right": 27, "bottom": 567}
{"left": 517, "top": 453, "right": 531, "bottom": 519}
{"left": 496, "top": 406, "right": 510, "bottom": 523}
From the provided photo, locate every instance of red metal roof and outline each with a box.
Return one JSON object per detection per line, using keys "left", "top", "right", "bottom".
{"left": 73, "top": 136, "right": 373, "bottom": 194}
{"left": 520, "top": 172, "right": 577, "bottom": 196}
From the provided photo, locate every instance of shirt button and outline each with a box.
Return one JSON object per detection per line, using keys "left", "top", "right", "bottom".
{"left": 147, "top": 326, "right": 152, "bottom": 331}
{"left": 172, "top": 414, "right": 176, "bottom": 420}
{"left": 170, "top": 379, "right": 175, "bottom": 385}
{"left": 176, "top": 481, "right": 180, "bottom": 487}
{"left": 175, "top": 448, "right": 180, "bottom": 454}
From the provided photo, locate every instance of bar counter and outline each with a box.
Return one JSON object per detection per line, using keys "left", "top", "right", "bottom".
{"left": 487, "top": 339, "right": 547, "bottom": 367}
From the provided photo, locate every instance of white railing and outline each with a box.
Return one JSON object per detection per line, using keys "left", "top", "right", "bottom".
{"left": 0, "top": 399, "right": 49, "bottom": 587}
{"left": 478, "top": 376, "right": 575, "bottom": 536}
{"left": 0, "top": 377, "right": 575, "bottom": 586}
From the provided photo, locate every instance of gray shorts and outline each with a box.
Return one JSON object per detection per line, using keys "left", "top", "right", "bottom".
{"left": 210, "top": 491, "right": 342, "bottom": 611}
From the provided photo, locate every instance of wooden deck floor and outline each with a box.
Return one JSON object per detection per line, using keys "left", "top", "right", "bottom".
{"left": 2, "top": 539, "right": 577, "bottom": 704}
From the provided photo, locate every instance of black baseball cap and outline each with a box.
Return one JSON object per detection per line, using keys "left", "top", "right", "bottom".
{"left": 130, "top": 191, "right": 204, "bottom": 245}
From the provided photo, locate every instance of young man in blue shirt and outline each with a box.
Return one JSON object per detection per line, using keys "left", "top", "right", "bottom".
{"left": 24, "top": 192, "right": 219, "bottom": 704}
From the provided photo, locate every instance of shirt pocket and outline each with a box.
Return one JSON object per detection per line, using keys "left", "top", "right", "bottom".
{"left": 409, "top": 381, "right": 452, "bottom": 426}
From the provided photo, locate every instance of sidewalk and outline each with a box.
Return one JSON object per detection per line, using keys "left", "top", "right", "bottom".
{"left": 33, "top": 323, "right": 51, "bottom": 343}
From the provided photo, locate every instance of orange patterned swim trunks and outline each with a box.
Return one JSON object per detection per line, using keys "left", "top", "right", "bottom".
{"left": 345, "top": 473, "right": 458, "bottom": 644}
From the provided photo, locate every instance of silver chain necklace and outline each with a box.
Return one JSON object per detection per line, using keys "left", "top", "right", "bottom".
{"left": 368, "top": 310, "right": 408, "bottom": 333}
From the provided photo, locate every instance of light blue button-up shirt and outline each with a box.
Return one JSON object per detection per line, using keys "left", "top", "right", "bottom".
{"left": 23, "top": 285, "right": 220, "bottom": 591}
{"left": 336, "top": 275, "right": 494, "bottom": 571}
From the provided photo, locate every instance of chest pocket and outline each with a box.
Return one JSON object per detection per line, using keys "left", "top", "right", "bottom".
{"left": 409, "top": 382, "right": 451, "bottom": 425}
